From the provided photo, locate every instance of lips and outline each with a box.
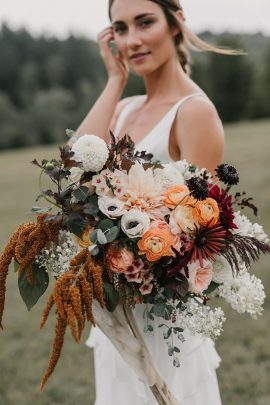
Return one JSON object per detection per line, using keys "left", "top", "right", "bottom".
{"left": 130, "top": 52, "right": 151, "bottom": 60}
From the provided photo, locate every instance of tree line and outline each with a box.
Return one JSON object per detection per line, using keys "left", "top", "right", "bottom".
{"left": 0, "top": 23, "right": 269, "bottom": 150}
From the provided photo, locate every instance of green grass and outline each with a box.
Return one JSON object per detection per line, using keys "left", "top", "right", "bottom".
{"left": 0, "top": 118, "right": 270, "bottom": 405}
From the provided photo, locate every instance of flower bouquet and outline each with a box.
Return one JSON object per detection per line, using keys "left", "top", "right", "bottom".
{"left": 0, "top": 131, "right": 269, "bottom": 404}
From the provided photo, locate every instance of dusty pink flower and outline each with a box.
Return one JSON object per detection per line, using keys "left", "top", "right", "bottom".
{"left": 185, "top": 259, "right": 213, "bottom": 294}
{"left": 139, "top": 283, "right": 154, "bottom": 295}
{"left": 107, "top": 245, "right": 134, "bottom": 273}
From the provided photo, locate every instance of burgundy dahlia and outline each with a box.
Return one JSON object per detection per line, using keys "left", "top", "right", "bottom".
{"left": 209, "top": 185, "right": 237, "bottom": 230}
{"left": 189, "top": 223, "right": 228, "bottom": 266}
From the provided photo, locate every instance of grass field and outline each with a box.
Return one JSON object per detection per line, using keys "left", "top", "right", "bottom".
{"left": 0, "top": 119, "right": 270, "bottom": 405}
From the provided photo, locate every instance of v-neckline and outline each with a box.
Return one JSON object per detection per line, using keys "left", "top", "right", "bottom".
{"left": 118, "top": 95, "right": 183, "bottom": 148}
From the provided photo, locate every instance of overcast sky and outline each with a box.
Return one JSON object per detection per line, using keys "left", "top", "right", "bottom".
{"left": 0, "top": 0, "right": 269, "bottom": 40}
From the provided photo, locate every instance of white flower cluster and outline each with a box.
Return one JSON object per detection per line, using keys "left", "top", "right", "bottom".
{"left": 154, "top": 164, "right": 185, "bottom": 187}
{"left": 177, "top": 299, "right": 226, "bottom": 340}
{"left": 212, "top": 256, "right": 234, "bottom": 284}
{"left": 71, "top": 134, "right": 109, "bottom": 172}
{"left": 36, "top": 230, "right": 80, "bottom": 277}
{"left": 218, "top": 268, "right": 265, "bottom": 319}
{"left": 232, "top": 211, "right": 269, "bottom": 243}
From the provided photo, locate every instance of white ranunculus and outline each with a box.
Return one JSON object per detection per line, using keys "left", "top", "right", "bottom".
{"left": 121, "top": 209, "right": 150, "bottom": 239}
{"left": 69, "top": 167, "right": 84, "bottom": 184}
{"left": 71, "top": 134, "right": 109, "bottom": 172}
{"left": 98, "top": 196, "right": 126, "bottom": 219}
{"left": 212, "top": 255, "right": 234, "bottom": 284}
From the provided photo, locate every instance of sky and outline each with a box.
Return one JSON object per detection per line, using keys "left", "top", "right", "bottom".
{"left": 0, "top": 0, "right": 269, "bottom": 40}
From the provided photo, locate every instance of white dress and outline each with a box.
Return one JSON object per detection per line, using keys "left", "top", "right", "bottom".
{"left": 86, "top": 93, "right": 222, "bottom": 405}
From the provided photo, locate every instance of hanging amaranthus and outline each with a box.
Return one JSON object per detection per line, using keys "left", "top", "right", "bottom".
{"left": 39, "top": 248, "right": 107, "bottom": 390}
{"left": 0, "top": 214, "right": 62, "bottom": 329}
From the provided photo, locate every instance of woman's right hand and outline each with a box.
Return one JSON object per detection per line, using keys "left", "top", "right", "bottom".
{"left": 98, "top": 27, "right": 129, "bottom": 87}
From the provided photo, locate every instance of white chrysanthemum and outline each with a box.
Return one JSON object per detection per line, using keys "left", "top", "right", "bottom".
{"left": 154, "top": 164, "right": 185, "bottom": 187}
{"left": 121, "top": 209, "right": 150, "bottom": 238}
{"left": 71, "top": 134, "right": 109, "bottom": 172}
{"left": 177, "top": 299, "right": 226, "bottom": 340}
{"left": 98, "top": 196, "right": 126, "bottom": 219}
{"left": 69, "top": 167, "right": 84, "bottom": 184}
{"left": 232, "top": 211, "right": 269, "bottom": 243}
{"left": 35, "top": 230, "right": 80, "bottom": 277}
{"left": 218, "top": 269, "right": 265, "bottom": 319}
{"left": 212, "top": 255, "right": 234, "bottom": 284}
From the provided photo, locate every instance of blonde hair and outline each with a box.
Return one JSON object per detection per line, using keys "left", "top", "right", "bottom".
{"left": 108, "top": 0, "right": 246, "bottom": 76}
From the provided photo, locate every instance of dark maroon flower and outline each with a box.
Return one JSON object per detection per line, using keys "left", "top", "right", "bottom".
{"left": 215, "top": 164, "right": 239, "bottom": 186}
{"left": 209, "top": 185, "right": 237, "bottom": 230}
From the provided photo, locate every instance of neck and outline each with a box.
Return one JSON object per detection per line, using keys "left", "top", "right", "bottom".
{"left": 142, "top": 57, "right": 190, "bottom": 103}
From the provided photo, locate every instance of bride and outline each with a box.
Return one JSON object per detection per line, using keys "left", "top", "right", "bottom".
{"left": 69, "top": 1, "right": 240, "bottom": 403}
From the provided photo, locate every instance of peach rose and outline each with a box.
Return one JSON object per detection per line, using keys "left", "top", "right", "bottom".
{"left": 74, "top": 226, "right": 93, "bottom": 248}
{"left": 186, "top": 259, "right": 213, "bottom": 293}
{"left": 107, "top": 245, "right": 134, "bottom": 273}
{"left": 195, "top": 198, "right": 220, "bottom": 227}
{"left": 137, "top": 227, "right": 174, "bottom": 262}
{"left": 163, "top": 185, "right": 190, "bottom": 209}
{"left": 173, "top": 204, "right": 199, "bottom": 234}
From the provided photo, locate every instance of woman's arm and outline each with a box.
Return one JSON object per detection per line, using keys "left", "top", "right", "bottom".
{"left": 174, "top": 98, "right": 225, "bottom": 176}
{"left": 68, "top": 26, "right": 129, "bottom": 146}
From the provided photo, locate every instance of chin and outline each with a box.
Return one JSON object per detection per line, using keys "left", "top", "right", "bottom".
{"left": 129, "top": 61, "right": 163, "bottom": 76}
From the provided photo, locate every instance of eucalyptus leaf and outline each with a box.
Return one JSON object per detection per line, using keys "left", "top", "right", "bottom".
{"left": 163, "top": 327, "right": 172, "bottom": 339}
{"left": 105, "top": 226, "right": 120, "bottom": 243}
{"left": 97, "top": 229, "right": 107, "bottom": 245}
{"left": 90, "top": 229, "right": 98, "bottom": 244}
{"left": 173, "top": 358, "right": 180, "bottom": 367}
{"left": 83, "top": 195, "right": 99, "bottom": 215}
{"left": 18, "top": 262, "right": 49, "bottom": 311}
{"left": 30, "top": 206, "right": 52, "bottom": 214}
{"left": 173, "top": 346, "right": 180, "bottom": 353}
{"left": 63, "top": 213, "right": 87, "bottom": 237}
{"left": 97, "top": 218, "right": 114, "bottom": 232}
{"left": 152, "top": 302, "right": 166, "bottom": 317}
{"left": 73, "top": 186, "right": 91, "bottom": 202}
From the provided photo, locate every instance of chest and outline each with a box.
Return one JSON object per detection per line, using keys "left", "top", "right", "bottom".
{"left": 116, "top": 103, "right": 181, "bottom": 161}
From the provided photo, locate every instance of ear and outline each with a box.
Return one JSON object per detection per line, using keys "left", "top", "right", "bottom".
{"left": 175, "top": 9, "right": 186, "bottom": 23}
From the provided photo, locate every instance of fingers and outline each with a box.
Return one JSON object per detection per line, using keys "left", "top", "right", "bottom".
{"left": 98, "top": 27, "right": 115, "bottom": 58}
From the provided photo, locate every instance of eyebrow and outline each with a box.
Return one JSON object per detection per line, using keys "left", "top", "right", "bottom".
{"left": 112, "top": 13, "right": 156, "bottom": 25}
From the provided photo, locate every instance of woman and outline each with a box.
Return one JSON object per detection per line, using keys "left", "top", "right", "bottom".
{"left": 69, "top": 1, "right": 241, "bottom": 403}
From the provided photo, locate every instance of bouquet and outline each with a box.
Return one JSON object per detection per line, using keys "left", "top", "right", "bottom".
{"left": 0, "top": 132, "right": 269, "bottom": 403}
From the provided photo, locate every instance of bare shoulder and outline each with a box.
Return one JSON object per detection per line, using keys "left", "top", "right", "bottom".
{"left": 174, "top": 95, "right": 225, "bottom": 174}
{"left": 109, "top": 95, "right": 143, "bottom": 133}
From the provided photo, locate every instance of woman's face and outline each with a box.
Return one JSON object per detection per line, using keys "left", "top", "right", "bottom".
{"left": 110, "top": 0, "right": 178, "bottom": 75}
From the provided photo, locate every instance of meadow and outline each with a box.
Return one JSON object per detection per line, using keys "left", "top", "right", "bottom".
{"left": 0, "top": 119, "right": 269, "bottom": 405}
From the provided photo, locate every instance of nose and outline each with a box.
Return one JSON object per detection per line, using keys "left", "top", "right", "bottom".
{"left": 126, "top": 28, "right": 143, "bottom": 49}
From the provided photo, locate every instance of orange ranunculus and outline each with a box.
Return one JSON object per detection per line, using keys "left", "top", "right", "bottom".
{"left": 195, "top": 198, "right": 220, "bottom": 227}
{"left": 107, "top": 245, "right": 134, "bottom": 273}
{"left": 173, "top": 204, "right": 199, "bottom": 234}
{"left": 74, "top": 225, "right": 93, "bottom": 248}
{"left": 137, "top": 227, "right": 174, "bottom": 262}
{"left": 163, "top": 185, "right": 190, "bottom": 209}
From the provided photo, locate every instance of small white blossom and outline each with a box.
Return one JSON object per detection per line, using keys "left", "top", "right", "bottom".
{"left": 35, "top": 230, "right": 80, "bottom": 277}
{"left": 232, "top": 211, "right": 269, "bottom": 243}
{"left": 177, "top": 298, "right": 226, "bottom": 340}
{"left": 71, "top": 134, "right": 109, "bottom": 172}
{"left": 212, "top": 255, "right": 234, "bottom": 284}
{"left": 121, "top": 209, "right": 150, "bottom": 238}
{"left": 218, "top": 268, "right": 265, "bottom": 319}
{"left": 98, "top": 196, "right": 126, "bottom": 219}
{"left": 154, "top": 164, "right": 185, "bottom": 187}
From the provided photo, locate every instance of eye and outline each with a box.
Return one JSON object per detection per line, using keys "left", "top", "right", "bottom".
{"left": 114, "top": 25, "right": 126, "bottom": 35}
{"left": 140, "top": 19, "right": 153, "bottom": 28}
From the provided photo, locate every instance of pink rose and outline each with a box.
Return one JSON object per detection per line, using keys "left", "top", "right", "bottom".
{"left": 186, "top": 259, "right": 213, "bottom": 294}
{"left": 107, "top": 245, "right": 134, "bottom": 273}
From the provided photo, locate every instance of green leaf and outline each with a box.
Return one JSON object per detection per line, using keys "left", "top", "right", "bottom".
{"left": 173, "top": 327, "right": 184, "bottom": 333}
{"left": 173, "top": 358, "right": 180, "bottom": 367}
{"left": 97, "top": 218, "right": 114, "bottom": 232}
{"left": 90, "top": 229, "right": 98, "bottom": 244}
{"left": 14, "top": 260, "right": 19, "bottom": 273}
{"left": 204, "top": 281, "right": 219, "bottom": 295}
{"left": 63, "top": 213, "right": 87, "bottom": 237}
{"left": 105, "top": 226, "right": 120, "bottom": 243}
{"left": 152, "top": 302, "right": 166, "bottom": 317}
{"left": 173, "top": 346, "right": 180, "bottom": 353}
{"left": 73, "top": 186, "right": 91, "bottom": 203}
{"left": 18, "top": 262, "right": 49, "bottom": 311}
{"left": 163, "top": 327, "right": 172, "bottom": 339}
{"left": 103, "top": 282, "right": 120, "bottom": 312}
{"left": 30, "top": 206, "right": 52, "bottom": 214}
{"left": 97, "top": 229, "right": 107, "bottom": 245}
{"left": 83, "top": 195, "right": 99, "bottom": 215}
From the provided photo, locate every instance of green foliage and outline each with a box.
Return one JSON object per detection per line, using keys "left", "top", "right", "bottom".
{"left": 18, "top": 262, "right": 49, "bottom": 311}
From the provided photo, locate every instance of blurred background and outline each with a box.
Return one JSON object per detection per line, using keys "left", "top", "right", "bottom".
{"left": 0, "top": 1, "right": 269, "bottom": 404}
